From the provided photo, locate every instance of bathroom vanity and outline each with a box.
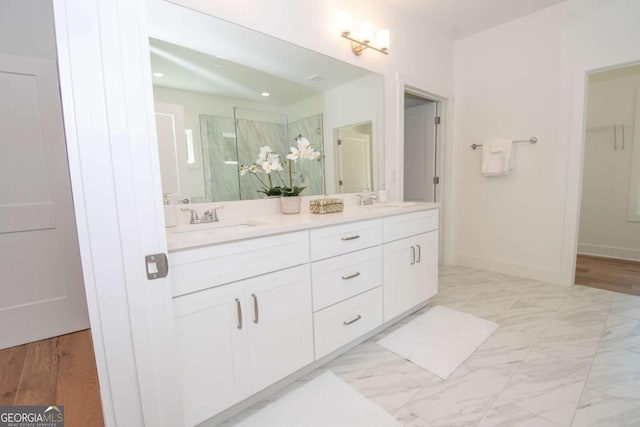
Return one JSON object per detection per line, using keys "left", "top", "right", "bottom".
{"left": 167, "top": 202, "right": 439, "bottom": 426}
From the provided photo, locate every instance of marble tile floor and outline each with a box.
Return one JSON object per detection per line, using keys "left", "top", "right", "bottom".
{"left": 221, "top": 265, "right": 640, "bottom": 427}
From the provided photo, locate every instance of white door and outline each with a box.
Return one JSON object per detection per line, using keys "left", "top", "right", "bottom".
{"left": 173, "top": 283, "right": 251, "bottom": 426}
{"left": 0, "top": 53, "right": 88, "bottom": 349}
{"left": 245, "top": 265, "right": 313, "bottom": 392}
{"left": 337, "top": 130, "right": 373, "bottom": 193}
{"left": 404, "top": 102, "right": 437, "bottom": 202}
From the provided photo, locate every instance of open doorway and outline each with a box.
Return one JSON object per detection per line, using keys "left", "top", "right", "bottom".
{"left": 403, "top": 91, "right": 440, "bottom": 202}
{"left": 575, "top": 64, "right": 640, "bottom": 296}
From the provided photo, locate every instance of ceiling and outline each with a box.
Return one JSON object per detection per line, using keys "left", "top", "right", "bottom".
{"left": 386, "top": 0, "right": 568, "bottom": 40}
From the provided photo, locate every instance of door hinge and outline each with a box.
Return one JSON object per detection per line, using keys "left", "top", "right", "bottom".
{"left": 337, "top": 139, "right": 342, "bottom": 145}
{"left": 145, "top": 253, "right": 169, "bottom": 280}
{"left": 434, "top": 116, "right": 441, "bottom": 125}
{"left": 433, "top": 176, "right": 440, "bottom": 185}
{"left": 338, "top": 180, "right": 343, "bottom": 186}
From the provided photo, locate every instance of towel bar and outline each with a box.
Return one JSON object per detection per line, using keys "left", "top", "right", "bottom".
{"left": 471, "top": 137, "right": 537, "bottom": 150}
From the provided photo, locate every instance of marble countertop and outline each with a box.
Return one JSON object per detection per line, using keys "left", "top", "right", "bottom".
{"left": 166, "top": 201, "right": 440, "bottom": 251}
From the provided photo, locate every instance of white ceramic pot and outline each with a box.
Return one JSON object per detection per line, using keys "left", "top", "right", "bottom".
{"left": 280, "top": 196, "right": 302, "bottom": 214}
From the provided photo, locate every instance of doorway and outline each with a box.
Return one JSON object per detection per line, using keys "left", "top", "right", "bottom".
{"left": 403, "top": 91, "right": 440, "bottom": 202}
{"left": 575, "top": 64, "right": 640, "bottom": 296}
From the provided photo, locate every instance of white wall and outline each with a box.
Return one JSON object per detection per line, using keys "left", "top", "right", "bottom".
{"left": 578, "top": 71, "right": 640, "bottom": 261}
{"left": 160, "top": 0, "right": 455, "bottom": 202}
{"left": 450, "top": 0, "right": 640, "bottom": 284}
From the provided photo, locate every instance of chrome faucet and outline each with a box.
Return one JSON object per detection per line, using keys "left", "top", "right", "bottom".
{"left": 181, "top": 205, "right": 224, "bottom": 224}
{"left": 358, "top": 192, "right": 377, "bottom": 206}
{"left": 202, "top": 205, "right": 224, "bottom": 223}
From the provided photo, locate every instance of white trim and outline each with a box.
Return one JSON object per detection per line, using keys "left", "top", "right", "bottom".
{"left": 52, "top": 1, "right": 182, "bottom": 425}
{"left": 578, "top": 243, "right": 640, "bottom": 262}
{"left": 394, "top": 72, "right": 453, "bottom": 264}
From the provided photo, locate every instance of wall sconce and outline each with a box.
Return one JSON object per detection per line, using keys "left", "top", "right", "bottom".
{"left": 339, "top": 12, "right": 389, "bottom": 56}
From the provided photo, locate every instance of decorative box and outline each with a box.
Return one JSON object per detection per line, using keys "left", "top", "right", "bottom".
{"left": 309, "top": 198, "right": 344, "bottom": 214}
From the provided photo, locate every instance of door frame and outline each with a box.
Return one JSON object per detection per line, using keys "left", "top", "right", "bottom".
{"left": 396, "top": 73, "right": 451, "bottom": 264}
{"left": 563, "top": 59, "right": 640, "bottom": 286}
{"left": 52, "top": 1, "right": 181, "bottom": 425}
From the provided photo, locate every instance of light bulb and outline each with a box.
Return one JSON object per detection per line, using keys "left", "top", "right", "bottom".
{"left": 359, "top": 22, "right": 373, "bottom": 43}
{"left": 377, "top": 29, "right": 390, "bottom": 51}
{"left": 338, "top": 12, "right": 352, "bottom": 35}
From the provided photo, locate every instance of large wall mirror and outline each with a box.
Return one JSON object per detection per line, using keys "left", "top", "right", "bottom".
{"left": 147, "top": 1, "right": 384, "bottom": 203}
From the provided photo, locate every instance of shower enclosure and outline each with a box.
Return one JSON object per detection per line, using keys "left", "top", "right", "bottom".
{"left": 200, "top": 107, "right": 324, "bottom": 201}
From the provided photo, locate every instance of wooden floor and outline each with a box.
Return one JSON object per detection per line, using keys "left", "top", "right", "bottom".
{"left": 0, "top": 329, "right": 104, "bottom": 427}
{"left": 575, "top": 254, "right": 640, "bottom": 296}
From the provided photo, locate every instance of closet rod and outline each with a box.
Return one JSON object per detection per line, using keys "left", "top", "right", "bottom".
{"left": 471, "top": 137, "right": 537, "bottom": 150}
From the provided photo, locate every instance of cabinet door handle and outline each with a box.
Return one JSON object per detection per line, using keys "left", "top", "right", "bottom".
{"left": 235, "top": 298, "right": 243, "bottom": 330}
{"left": 343, "top": 314, "right": 362, "bottom": 325}
{"left": 416, "top": 244, "right": 422, "bottom": 263}
{"left": 252, "top": 293, "right": 259, "bottom": 324}
{"left": 410, "top": 246, "right": 416, "bottom": 265}
{"left": 341, "top": 235, "right": 360, "bottom": 241}
{"left": 342, "top": 272, "right": 361, "bottom": 280}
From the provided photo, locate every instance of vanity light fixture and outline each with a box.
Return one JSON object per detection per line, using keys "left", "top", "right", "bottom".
{"left": 339, "top": 12, "right": 389, "bottom": 56}
{"left": 261, "top": 92, "right": 270, "bottom": 97}
{"left": 152, "top": 72, "right": 164, "bottom": 77}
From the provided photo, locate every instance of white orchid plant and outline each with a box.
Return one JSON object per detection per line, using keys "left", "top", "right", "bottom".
{"left": 240, "top": 136, "right": 321, "bottom": 197}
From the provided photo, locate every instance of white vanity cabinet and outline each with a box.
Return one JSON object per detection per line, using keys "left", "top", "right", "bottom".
{"left": 383, "top": 210, "right": 439, "bottom": 322}
{"left": 168, "top": 206, "right": 440, "bottom": 425}
{"left": 170, "top": 232, "right": 313, "bottom": 426}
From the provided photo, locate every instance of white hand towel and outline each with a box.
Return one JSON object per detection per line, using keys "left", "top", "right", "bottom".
{"left": 482, "top": 138, "right": 514, "bottom": 176}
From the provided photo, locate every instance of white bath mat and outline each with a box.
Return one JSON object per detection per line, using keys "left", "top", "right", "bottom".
{"left": 377, "top": 305, "right": 499, "bottom": 379}
{"left": 231, "top": 371, "right": 401, "bottom": 427}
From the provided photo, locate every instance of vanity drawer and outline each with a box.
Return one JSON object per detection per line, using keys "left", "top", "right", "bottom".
{"left": 311, "top": 246, "right": 382, "bottom": 311}
{"left": 383, "top": 209, "right": 439, "bottom": 243}
{"left": 309, "top": 219, "right": 382, "bottom": 261}
{"left": 313, "top": 287, "right": 383, "bottom": 359}
{"left": 169, "top": 230, "right": 309, "bottom": 297}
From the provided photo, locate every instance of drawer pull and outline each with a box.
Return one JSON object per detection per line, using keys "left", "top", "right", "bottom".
{"left": 343, "top": 314, "right": 362, "bottom": 326}
{"left": 235, "top": 298, "right": 243, "bottom": 330}
{"left": 252, "top": 293, "right": 259, "bottom": 324}
{"left": 341, "top": 235, "right": 360, "bottom": 241}
{"left": 341, "top": 272, "right": 361, "bottom": 280}
{"left": 416, "top": 244, "right": 422, "bottom": 263}
{"left": 411, "top": 246, "right": 416, "bottom": 265}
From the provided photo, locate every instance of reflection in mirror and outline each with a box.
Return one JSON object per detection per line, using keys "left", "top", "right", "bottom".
{"left": 335, "top": 122, "right": 373, "bottom": 193}
{"left": 147, "top": 1, "right": 384, "bottom": 203}
{"left": 200, "top": 108, "right": 323, "bottom": 200}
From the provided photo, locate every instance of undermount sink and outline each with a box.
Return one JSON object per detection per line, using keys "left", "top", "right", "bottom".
{"left": 364, "top": 202, "right": 419, "bottom": 209}
{"left": 168, "top": 220, "right": 265, "bottom": 237}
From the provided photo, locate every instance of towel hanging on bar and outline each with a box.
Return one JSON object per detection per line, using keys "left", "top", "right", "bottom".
{"left": 471, "top": 136, "right": 537, "bottom": 150}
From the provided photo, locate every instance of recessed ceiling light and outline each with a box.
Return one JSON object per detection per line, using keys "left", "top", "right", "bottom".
{"left": 152, "top": 72, "right": 164, "bottom": 77}
{"left": 261, "top": 92, "right": 270, "bottom": 97}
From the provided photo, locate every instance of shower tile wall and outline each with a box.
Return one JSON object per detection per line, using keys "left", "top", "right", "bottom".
{"left": 236, "top": 118, "right": 289, "bottom": 199}
{"left": 201, "top": 111, "right": 325, "bottom": 201}
{"left": 288, "top": 114, "right": 324, "bottom": 195}
{"left": 200, "top": 114, "right": 240, "bottom": 201}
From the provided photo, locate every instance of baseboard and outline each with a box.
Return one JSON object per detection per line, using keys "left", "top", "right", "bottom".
{"left": 577, "top": 243, "right": 640, "bottom": 262}
{"left": 449, "top": 253, "right": 567, "bottom": 285}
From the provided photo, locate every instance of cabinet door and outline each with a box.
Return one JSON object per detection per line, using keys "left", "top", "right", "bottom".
{"left": 173, "top": 283, "right": 250, "bottom": 426}
{"left": 244, "top": 265, "right": 314, "bottom": 392}
{"left": 383, "top": 237, "right": 417, "bottom": 322}
{"left": 383, "top": 231, "right": 438, "bottom": 322}
{"left": 414, "top": 230, "right": 439, "bottom": 303}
